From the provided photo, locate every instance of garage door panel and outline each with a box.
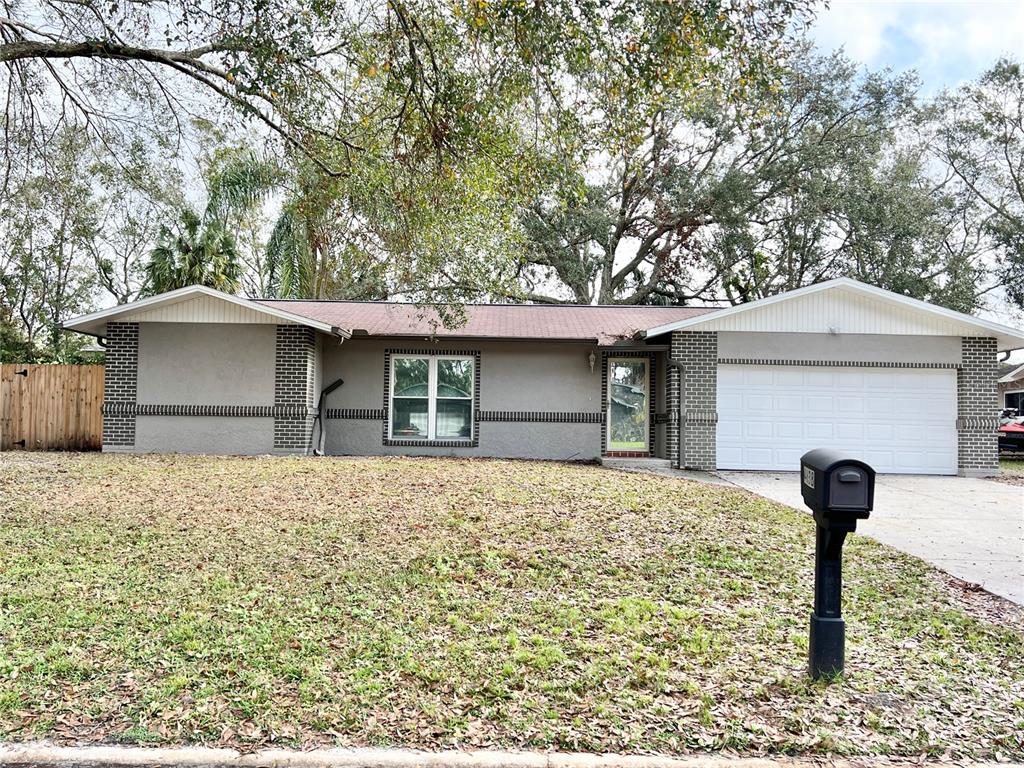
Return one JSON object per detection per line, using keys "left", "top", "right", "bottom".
{"left": 747, "top": 422, "right": 772, "bottom": 438}
{"left": 775, "top": 395, "right": 803, "bottom": 412}
{"left": 805, "top": 395, "right": 833, "bottom": 412}
{"left": 775, "top": 421, "right": 804, "bottom": 438}
{"left": 866, "top": 397, "right": 895, "bottom": 415}
{"left": 717, "top": 365, "right": 957, "bottom": 474}
{"left": 746, "top": 369, "right": 775, "bottom": 386}
{"left": 745, "top": 394, "right": 773, "bottom": 411}
{"left": 806, "top": 422, "right": 834, "bottom": 439}
{"left": 775, "top": 369, "right": 806, "bottom": 386}
{"left": 804, "top": 371, "right": 835, "bottom": 386}
{"left": 717, "top": 419, "right": 742, "bottom": 438}
{"left": 744, "top": 447, "right": 775, "bottom": 465}
{"left": 865, "top": 423, "right": 895, "bottom": 440}
{"left": 836, "top": 422, "right": 865, "bottom": 440}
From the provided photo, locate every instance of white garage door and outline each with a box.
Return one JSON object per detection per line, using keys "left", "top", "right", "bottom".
{"left": 716, "top": 365, "right": 958, "bottom": 474}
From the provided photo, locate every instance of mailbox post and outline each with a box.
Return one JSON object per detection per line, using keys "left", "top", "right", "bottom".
{"left": 800, "top": 449, "right": 875, "bottom": 680}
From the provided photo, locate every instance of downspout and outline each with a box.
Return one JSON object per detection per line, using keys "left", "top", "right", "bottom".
{"left": 309, "top": 329, "right": 352, "bottom": 456}
{"left": 311, "top": 377, "right": 344, "bottom": 456}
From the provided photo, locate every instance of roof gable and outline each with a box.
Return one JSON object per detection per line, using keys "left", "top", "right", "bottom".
{"left": 644, "top": 278, "right": 1024, "bottom": 352}
{"left": 64, "top": 286, "right": 338, "bottom": 337}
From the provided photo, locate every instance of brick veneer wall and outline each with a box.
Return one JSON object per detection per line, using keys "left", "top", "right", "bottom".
{"left": 957, "top": 336, "right": 999, "bottom": 475}
{"left": 273, "top": 325, "right": 316, "bottom": 453}
{"left": 101, "top": 322, "right": 139, "bottom": 448}
{"left": 672, "top": 330, "right": 718, "bottom": 470}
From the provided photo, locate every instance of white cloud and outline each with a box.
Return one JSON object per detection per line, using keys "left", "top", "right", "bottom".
{"left": 810, "top": 1, "right": 1024, "bottom": 93}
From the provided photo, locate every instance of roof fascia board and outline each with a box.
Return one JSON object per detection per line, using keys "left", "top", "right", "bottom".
{"left": 999, "top": 363, "right": 1024, "bottom": 383}
{"left": 346, "top": 334, "right": 602, "bottom": 344}
{"left": 642, "top": 278, "right": 1024, "bottom": 347}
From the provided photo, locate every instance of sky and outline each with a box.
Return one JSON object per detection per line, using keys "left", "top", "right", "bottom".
{"left": 809, "top": 0, "right": 1023, "bottom": 94}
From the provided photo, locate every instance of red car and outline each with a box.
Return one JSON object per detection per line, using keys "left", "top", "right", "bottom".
{"left": 999, "top": 419, "right": 1024, "bottom": 453}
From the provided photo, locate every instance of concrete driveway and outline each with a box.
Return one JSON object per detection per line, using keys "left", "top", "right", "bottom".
{"left": 719, "top": 472, "right": 1024, "bottom": 605}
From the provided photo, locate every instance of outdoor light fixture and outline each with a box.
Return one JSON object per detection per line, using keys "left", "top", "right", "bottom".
{"left": 588, "top": 351, "right": 596, "bottom": 373}
{"left": 800, "top": 448, "right": 875, "bottom": 680}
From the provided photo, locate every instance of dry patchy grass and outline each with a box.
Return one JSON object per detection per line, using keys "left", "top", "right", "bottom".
{"left": 996, "top": 457, "right": 1024, "bottom": 485}
{"left": 0, "top": 453, "right": 1021, "bottom": 759}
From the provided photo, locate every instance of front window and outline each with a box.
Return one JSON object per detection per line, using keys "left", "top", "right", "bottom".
{"left": 390, "top": 355, "right": 474, "bottom": 441}
{"left": 1006, "top": 391, "right": 1024, "bottom": 412}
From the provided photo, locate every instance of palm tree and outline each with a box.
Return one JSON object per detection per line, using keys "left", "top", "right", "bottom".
{"left": 144, "top": 208, "right": 242, "bottom": 295}
{"left": 205, "top": 151, "right": 389, "bottom": 300}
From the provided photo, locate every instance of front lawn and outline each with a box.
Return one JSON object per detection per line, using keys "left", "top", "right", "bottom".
{"left": 998, "top": 456, "right": 1024, "bottom": 485}
{"left": 0, "top": 454, "right": 1021, "bottom": 758}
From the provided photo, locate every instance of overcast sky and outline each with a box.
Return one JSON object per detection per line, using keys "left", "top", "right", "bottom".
{"left": 809, "top": 0, "right": 1023, "bottom": 93}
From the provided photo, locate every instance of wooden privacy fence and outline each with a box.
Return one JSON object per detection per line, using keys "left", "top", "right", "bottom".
{"left": 0, "top": 364, "right": 104, "bottom": 451}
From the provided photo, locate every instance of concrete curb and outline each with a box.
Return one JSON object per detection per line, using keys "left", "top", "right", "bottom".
{"left": 0, "top": 744, "right": 1014, "bottom": 768}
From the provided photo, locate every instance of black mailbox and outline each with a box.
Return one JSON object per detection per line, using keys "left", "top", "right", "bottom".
{"left": 800, "top": 449, "right": 875, "bottom": 680}
{"left": 801, "top": 448, "right": 875, "bottom": 524}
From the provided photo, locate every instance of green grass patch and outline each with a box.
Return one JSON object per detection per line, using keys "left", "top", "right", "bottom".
{"left": 0, "top": 454, "right": 1020, "bottom": 758}
{"left": 999, "top": 457, "right": 1024, "bottom": 475}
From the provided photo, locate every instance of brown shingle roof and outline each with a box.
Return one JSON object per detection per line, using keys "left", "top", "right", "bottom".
{"left": 255, "top": 300, "right": 721, "bottom": 345}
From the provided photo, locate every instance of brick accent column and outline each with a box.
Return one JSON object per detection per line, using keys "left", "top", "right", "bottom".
{"left": 666, "top": 341, "right": 681, "bottom": 466}
{"left": 957, "top": 336, "right": 999, "bottom": 476}
{"left": 273, "top": 325, "right": 316, "bottom": 453}
{"left": 101, "top": 322, "right": 139, "bottom": 449}
{"left": 672, "top": 330, "right": 718, "bottom": 470}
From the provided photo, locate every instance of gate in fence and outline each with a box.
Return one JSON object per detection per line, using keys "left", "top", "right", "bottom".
{"left": 0, "top": 364, "right": 104, "bottom": 451}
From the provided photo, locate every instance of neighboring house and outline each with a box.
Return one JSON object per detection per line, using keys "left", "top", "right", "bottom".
{"left": 64, "top": 277, "right": 1024, "bottom": 476}
{"left": 998, "top": 363, "right": 1024, "bottom": 412}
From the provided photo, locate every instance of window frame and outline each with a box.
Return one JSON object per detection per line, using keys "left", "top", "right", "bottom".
{"left": 1005, "top": 390, "right": 1024, "bottom": 411}
{"left": 388, "top": 353, "right": 475, "bottom": 442}
{"left": 606, "top": 356, "right": 650, "bottom": 452}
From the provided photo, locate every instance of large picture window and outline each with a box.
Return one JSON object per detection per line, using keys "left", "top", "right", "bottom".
{"left": 390, "top": 355, "right": 474, "bottom": 441}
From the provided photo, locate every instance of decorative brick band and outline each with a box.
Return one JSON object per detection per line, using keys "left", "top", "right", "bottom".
{"left": 383, "top": 439, "right": 475, "bottom": 448}
{"left": 685, "top": 409, "right": 718, "bottom": 425}
{"left": 956, "top": 416, "right": 999, "bottom": 430}
{"left": 326, "top": 408, "right": 386, "bottom": 420}
{"left": 477, "top": 411, "right": 603, "bottom": 423}
{"left": 102, "top": 322, "right": 139, "bottom": 448}
{"left": 104, "top": 403, "right": 311, "bottom": 418}
{"left": 718, "top": 357, "right": 961, "bottom": 369}
{"left": 605, "top": 450, "right": 650, "bottom": 458}
{"left": 382, "top": 349, "right": 481, "bottom": 447}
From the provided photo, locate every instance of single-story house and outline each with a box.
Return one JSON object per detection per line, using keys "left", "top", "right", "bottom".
{"left": 64, "top": 277, "right": 1024, "bottom": 476}
{"left": 998, "top": 363, "right": 1024, "bottom": 412}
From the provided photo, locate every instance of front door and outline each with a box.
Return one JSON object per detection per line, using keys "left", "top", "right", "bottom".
{"left": 607, "top": 357, "right": 649, "bottom": 452}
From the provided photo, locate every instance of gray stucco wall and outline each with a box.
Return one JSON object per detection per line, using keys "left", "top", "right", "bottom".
{"left": 717, "top": 332, "right": 962, "bottom": 364}
{"left": 134, "top": 416, "right": 275, "bottom": 454}
{"left": 128, "top": 323, "right": 277, "bottom": 453}
{"left": 137, "top": 323, "right": 276, "bottom": 405}
{"left": 320, "top": 339, "right": 605, "bottom": 460}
